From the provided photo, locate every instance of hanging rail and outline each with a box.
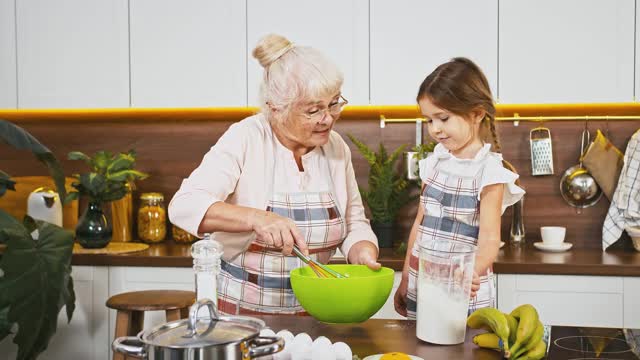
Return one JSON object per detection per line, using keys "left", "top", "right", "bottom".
{"left": 379, "top": 114, "right": 640, "bottom": 127}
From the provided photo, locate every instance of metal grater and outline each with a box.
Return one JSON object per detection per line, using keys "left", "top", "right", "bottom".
{"left": 530, "top": 127, "right": 554, "bottom": 176}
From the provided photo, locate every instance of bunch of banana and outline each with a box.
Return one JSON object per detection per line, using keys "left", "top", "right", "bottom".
{"left": 468, "top": 304, "right": 547, "bottom": 360}
{"left": 467, "top": 307, "right": 512, "bottom": 357}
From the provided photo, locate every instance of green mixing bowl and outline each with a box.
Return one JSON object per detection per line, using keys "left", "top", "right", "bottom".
{"left": 290, "top": 264, "right": 394, "bottom": 323}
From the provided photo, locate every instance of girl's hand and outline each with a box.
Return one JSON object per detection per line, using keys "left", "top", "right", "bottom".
{"left": 470, "top": 271, "right": 480, "bottom": 299}
{"left": 453, "top": 268, "right": 481, "bottom": 299}
{"left": 394, "top": 277, "right": 409, "bottom": 317}
{"left": 348, "top": 241, "right": 381, "bottom": 270}
{"left": 251, "top": 210, "right": 307, "bottom": 256}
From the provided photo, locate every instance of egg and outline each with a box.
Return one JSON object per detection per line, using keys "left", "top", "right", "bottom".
{"left": 363, "top": 354, "right": 424, "bottom": 360}
{"left": 260, "top": 328, "right": 276, "bottom": 337}
{"left": 273, "top": 330, "right": 295, "bottom": 360}
{"left": 311, "top": 336, "right": 335, "bottom": 360}
{"left": 291, "top": 332, "right": 312, "bottom": 360}
{"left": 277, "top": 329, "right": 295, "bottom": 344}
{"left": 332, "top": 342, "right": 352, "bottom": 360}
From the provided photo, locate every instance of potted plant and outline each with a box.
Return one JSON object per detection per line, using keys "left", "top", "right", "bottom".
{"left": 406, "top": 141, "right": 437, "bottom": 180}
{"left": 67, "top": 150, "right": 148, "bottom": 248}
{"left": 347, "top": 134, "right": 416, "bottom": 248}
{"left": 0, "top": 119, "right": 75, "bottom": 360}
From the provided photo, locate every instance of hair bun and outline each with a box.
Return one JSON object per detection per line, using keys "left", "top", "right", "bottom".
{"left": 252, "top": 34, "right": 294, "bottom": 68}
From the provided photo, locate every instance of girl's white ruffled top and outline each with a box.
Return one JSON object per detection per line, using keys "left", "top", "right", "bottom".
{"left": 419, "top": 143, "right": 525, "bottom": 214}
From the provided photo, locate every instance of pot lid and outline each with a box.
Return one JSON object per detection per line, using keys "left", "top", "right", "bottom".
{"left": 141, "top": 299, "right": 265, "bottom": 348}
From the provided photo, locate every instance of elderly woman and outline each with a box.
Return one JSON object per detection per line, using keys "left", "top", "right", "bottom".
{"left": 169, "top": 34, "right": 380, "bottom": 315}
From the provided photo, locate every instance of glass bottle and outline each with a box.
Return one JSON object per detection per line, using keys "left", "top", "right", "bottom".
{"left": 111, "top": 183, "right": 133, "bottom": 242}
{"left": 137, "top": 192, "right": 166, "bottom": 243}
{"left": 191, "top": 233, "right": 223, "bottom": 308}
{"left": 510, "top": 198, "right": 525, "bottom": 246}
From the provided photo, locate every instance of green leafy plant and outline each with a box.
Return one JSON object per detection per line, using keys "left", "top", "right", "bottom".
{"left": 411, "top": 141, "right": 437, "bottom": 161}
{"left": 347, "top": 134, "right": 415, "bottom": 224}
{"left": 67, "top": 150, "right": 148, "bottom": 203}
{"left": 0, "top": 119, "right": 75, "bottom": 360}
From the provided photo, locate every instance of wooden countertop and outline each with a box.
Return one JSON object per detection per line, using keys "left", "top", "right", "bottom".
{"left": 69, "top": 240, "right": 640, "bottom": 276}
{"left": 255, "top": 315, "right": 500, "bottom": 359}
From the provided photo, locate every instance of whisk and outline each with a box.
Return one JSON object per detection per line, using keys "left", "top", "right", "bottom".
{"left": 292, "top": 246, "right": 348, "bottom": 278}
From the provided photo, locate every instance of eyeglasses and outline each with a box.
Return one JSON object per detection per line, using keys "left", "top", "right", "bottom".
{"left": 300, "top": 95, "right": 349, "bottom": 122}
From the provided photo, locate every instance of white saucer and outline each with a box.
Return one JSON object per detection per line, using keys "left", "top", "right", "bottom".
{"left": 533, "top": 242, "right": 573, "bottom": 252}
{"left": 500, "top": 241, "right": 505, "bottom": 249}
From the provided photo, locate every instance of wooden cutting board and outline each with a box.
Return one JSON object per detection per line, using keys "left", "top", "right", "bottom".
{"left": 0, "top": 176, "right": 78, "bottom": 230}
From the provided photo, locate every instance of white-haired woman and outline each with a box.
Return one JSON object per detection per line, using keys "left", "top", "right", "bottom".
{"left": 169, "top": 34, "right": 380, "bottom": 315}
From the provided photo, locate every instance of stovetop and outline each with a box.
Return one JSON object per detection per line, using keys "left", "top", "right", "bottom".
{"left": 546, "top": 326, "right": 640, "bottom": 359}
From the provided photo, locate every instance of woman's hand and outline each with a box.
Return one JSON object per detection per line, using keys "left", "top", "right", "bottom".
{"left": 394, "top": 276, "right": 409, "bottom": 317}
{"left": 347, "top": 241, "right": 381, "bottom": 270}
{"left": 251, "top": 210, "right": 307, "bottom": 256}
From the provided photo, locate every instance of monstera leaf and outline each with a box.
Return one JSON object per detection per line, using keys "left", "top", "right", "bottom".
{"left": 0, "top": 210, "right": 75, "bottom": 360}
{"left": 0, "top": 120, "right": 68, "bottom": 204}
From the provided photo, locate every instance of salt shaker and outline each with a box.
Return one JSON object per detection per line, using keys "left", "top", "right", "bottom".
{"left": 191, "top": 233, "right": 223, "bottom": 308}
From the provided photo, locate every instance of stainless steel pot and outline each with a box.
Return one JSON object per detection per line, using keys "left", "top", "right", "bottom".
{"left": 559, "top": 128, "right": 603, "bottom": 210}
{"left": 112, "top": 299, "right": 283, "bottom": 360}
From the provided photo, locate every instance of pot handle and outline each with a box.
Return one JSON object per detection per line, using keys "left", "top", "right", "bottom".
{"left": 187, "top": 298, "right": 220, "bottom": 337}
{"left": 248, "top": 336, "right": 285, "bottom": 358}
{"left": 112, "top": 336, "right": 147, "bottom": 358}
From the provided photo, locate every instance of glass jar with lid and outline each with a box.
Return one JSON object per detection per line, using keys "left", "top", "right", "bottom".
{"left": 172, "top": 224, "right": 197, "bottom": 243}
{"left": 137, "top": 192, "right": 166, "bottom": 243}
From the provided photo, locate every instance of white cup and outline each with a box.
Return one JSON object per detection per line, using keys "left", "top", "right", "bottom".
{"left": 540, "top": 226, "right": 566, "bottom": 246}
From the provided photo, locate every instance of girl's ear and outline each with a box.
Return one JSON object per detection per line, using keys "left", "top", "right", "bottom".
{"left": 471, "top": 108, "right": 486, "bottom": 124}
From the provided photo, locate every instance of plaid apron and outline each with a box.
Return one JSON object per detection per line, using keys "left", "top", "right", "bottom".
{"left": 217, "top": 148, "right": 346, "bottom": 315}
{"left": 406, "top": 159, "right": 496, "bottom": 320}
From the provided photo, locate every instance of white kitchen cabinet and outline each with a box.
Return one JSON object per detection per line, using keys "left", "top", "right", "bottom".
{"left": 372, "top": 271, "right": 405, "bottom": 320}
{"left": 15, "top": 0, "right": 129, "bottom": 108}
{"left": 497, "top": 274, "right": 625, "bottom": 328}
{"left": 0, "top": 266, "right": 110, "bottom": 360}
{"left": 370, "top": 0, "right": 498, "bottom": 105}
{"left": 129, "top": 0, "right": 246, "bottom": 107}
{"left": 624, "top": 277, "right": 640, "bottom": 328}
{"left": 0, "top": 0, "right": 16, "bottom": 108}
{"left": 499, "top": 0, "right": 634, "bottom": 103}
{"left": 246, "top": 0, "right": 369, "bottom": 105}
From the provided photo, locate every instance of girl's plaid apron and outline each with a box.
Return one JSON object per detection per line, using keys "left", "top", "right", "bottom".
{"left": 217, "top": 148, "right": 346, "bottom": 315}
{"left": 406, "top": 159, "right": 496, "bottom": 320}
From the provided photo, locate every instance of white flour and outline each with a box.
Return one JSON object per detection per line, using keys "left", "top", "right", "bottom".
{"left": 416, "top": 281, "right": 469, "bottom": 344}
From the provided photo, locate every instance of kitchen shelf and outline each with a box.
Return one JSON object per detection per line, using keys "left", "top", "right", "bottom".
{"left": 3, "top": 102, "right": 640, "bottom": 123}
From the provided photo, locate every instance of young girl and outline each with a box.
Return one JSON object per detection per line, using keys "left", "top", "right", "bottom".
{"left": 394, "top": 57, "right": 525, "bottom": 319}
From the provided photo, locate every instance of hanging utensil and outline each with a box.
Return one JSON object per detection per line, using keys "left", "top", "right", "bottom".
{"left": 530, "top": 126, "right": 555, "bottom": 176}
{"left": 559, "top": 127, "right": 603, "bottom": 213}
{"left": 406, "top": 119, "right": 423, "bottom": 180}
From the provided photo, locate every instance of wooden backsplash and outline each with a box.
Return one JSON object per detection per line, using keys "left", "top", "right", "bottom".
{"left": 2, "top": 117, "right": 638, "bottom": 249}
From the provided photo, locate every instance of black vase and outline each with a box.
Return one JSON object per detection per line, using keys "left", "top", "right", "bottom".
{"left": 76, "top": 201, "right": 112, "bottom": 249}
{"left": 371, "top": 222, "right": 396, "bottom": 248}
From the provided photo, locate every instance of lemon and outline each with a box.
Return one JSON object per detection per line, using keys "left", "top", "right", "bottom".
{"left": 380, "top": 352, "right": 412, "bottom": 360}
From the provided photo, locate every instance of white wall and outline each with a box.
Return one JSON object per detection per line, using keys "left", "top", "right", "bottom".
{"left": 0, "top": 0, "right": 638, "bottom": 109}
